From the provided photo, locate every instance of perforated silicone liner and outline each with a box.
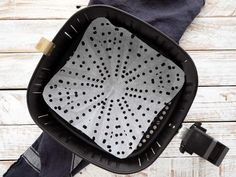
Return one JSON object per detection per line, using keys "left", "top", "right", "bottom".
{"left": 43, "top": 17, "right": 185, "bottom": 158}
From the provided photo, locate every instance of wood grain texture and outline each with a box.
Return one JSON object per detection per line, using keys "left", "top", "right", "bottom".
{"left": 0, "top": 53, "right": 39, "bottom": 89}
{"left": 0, "top": 0, "right": 236, "bottom": 19}
{"left": 1, "top": 86, "right": 236, "bottom": 125}
{"left": 190, "top": 51, "right": 236, "bottom": 86}
{"left": 188, "top": 86, "right": 236, "bottom": 122}
{"left": 0, "top": 122, "right": 234, "bottom": 160}
{"left": 0, "top": 0, "right": 236, "bottom": 176}
{"left": 201, "top": 0, "right": 236, "bottom": 17}
{"left": 0, "top": 0, "right": 88, "bottom": 19}
{"left": 0, "top": 20, "right": 64, "bottom": 53}
{"left": 179, "top": 17, "right": 236, "bottom": 50}
{"left": 0, "top": 91, "right": 34, "bottom": 124}
{"left": 74, "top": 156, "right": 236, "bottom": 177}
{"left": 0, "top": 125, "right": 41, "bottom": 160}
{"left": 1, "top": 156, "right": 236, "bottom": 177}
{"left": 0, "top": 17, "right": 235, "bottom": 53}
{"left": 0, "top": 51, "right": 236, "bottom": 89}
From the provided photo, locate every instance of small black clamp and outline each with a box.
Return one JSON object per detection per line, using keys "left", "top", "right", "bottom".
{"left": 179, "top": 122, "right": 229, "bottom": 166}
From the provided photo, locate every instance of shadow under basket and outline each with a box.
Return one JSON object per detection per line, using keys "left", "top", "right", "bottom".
{"left": 27, "top": 5, "right": 198, "bottom": 174}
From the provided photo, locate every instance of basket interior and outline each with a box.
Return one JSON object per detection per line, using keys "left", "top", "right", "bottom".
{"left": 27, "top": 5, "right": 198, "bottom": 174}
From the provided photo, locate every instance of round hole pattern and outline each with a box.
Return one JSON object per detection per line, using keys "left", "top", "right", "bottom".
{"left": 137, "top": 102, "right": 171, "bottom": 149}
{"left": 43, "top": 17, "right": 185, "bottom": 158}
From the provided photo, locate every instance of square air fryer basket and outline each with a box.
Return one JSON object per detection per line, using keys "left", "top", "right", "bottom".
{"left": 27, "top": 5, "right": 198, "bottom": 174}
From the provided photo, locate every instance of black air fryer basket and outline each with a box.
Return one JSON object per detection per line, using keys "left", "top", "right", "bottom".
{"left": 27, "top": 5, "right": 228, "bottom": 174}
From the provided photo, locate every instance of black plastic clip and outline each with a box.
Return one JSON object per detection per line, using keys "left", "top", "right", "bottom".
{"left": 179, "top": 122, "right": 229, "bottom": 166}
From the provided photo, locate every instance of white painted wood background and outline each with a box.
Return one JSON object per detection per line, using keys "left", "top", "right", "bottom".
{"left": 0, "top": 0, "right": 236, "bottom": 176}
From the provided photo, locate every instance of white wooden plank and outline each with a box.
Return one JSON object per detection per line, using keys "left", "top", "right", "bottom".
{"left": 200, "top": 0, "right": 236, "bottom": 17}
{"left": 0, "top": 18, "right": 235, "bottom": 53}
{"left": 0, "top": 123, "right": 234, "bottom": 160}
{"left": 189, "top": 51, "right": 236, "bottom": 86}
{"left": 180, "top": 17, "right": 236, "bottom": 50}
{"left": 74, "top": 156, "right": 236, "bottom": 177}
{"left": 0, "top": 91, "right": 34, "bottom": 124}
{"left": 0, "top": 52, "right": 236, "bottom": 89}
{"left": 188, "top": 87, "right": 236, "bottom": 122}
{"left": 0, "top": 125, "right": 41, "bottom": 160}
{"left": 0, "top": 53, "right": 39, "bottom": 89}
{"left": 0, "top": 0, "right": 89, "bottom": 19}
{"left": 1, "top": 156, "right": 235, "bottom": 177}
{"left": 0, "top": 20, "right": 65, "bottom": 53}
{"left": 0, "top": 0, "right": 235, "bottom": 19}
{"left": 1, "top": 86, "right": 236, "bottom": 125}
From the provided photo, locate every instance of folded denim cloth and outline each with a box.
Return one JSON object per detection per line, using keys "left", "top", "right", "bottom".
{"left": 4, "top": 133, "right": 82, "bottom": 177}
{"left": 89, "top": 0, "right": 205, "bottom": 42}
{"left": 4, "top": 0, "right": 204, "bottom": 176}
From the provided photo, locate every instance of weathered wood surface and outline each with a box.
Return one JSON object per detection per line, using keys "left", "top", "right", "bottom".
{"left": 0, "top": 0, "right": 235, "bottom": 19}
{"left": 0, "top": 122, "right": 235, "bottom": 160}
{"left": 0, "top": 17, "right": 235, "bottom": 53}
{"left": 0, "top": 53, "right": 39, "bottom": 89}
{"left": 0, "top": 125, "right": 41, "bottom": 160}
{"left": 0, "top": 51, "right": 236, "bottom": 89}
{"left": 1, "top": 156, "right": 236, "bottom": 177}
{"left": 201, "top": 0, "right": 236, "bottom": 17}
{"left": 0, "top": 0, "right": 87, "bottom": 19}
{"left": 0, "top": 20, "right": 64, "bottom": 53}
{"left": 74, "top": 155, "right": 236, "bottom": 177}
{"left": 191, "top": 51, "right": 236, "bottom": 86}
{"left": 179, "top": 17, "right": 236, "bottom": 50}
{"left": 0, "top": 0, "right": 236, "bottom": 176}
{"left": 1, "top": 86, "right": 236, "bottom": 125}
{"left": 0, "top": 91, "right": 33, "bottom": 124}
